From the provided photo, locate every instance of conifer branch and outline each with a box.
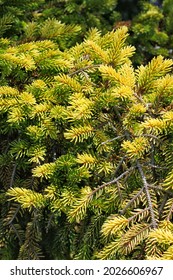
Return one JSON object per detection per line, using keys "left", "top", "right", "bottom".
{"left": 143, "top": 163, "right": 168, "bottom": 170}
{"left": 143, "top": 134, "right": 160, "bottom": 140}
{"left": 101, "top": 135, "right": 124, "bottom": 145}
{"left": 116, "top": 181, "right": 123, "bottom": 201}
{"left": 133, "top": 92, "right": 147, "bottom": 106}
{"left": 9, "top": 163, "right": 17, "bottom": 189}
{"left": 148, "top": 185, "right": 173, "bottom": 197}
{"left": 128, "top": 207, "right": 150, "bottom": 223}
{"left": 1, "top": 10, "right": 173, "bottom": 259}
{"left": 166, "top": 201, "right": 173, "bottom": 221}
{"left": 46, "top": 213, "right": 54, "bottom": 233}
{"left": 119, "top": 187, "right": 144, "bottom": 215}
{"left": 158, "top": 193, "right": 169, "bottom": 218}
{"left": 112, "top": 156, "right": 127, "bottom": 179}
{"left": 120, "top": 223, "right": 150, "bottom": 255}
{"left": 6, "top": 205, "right": 21, "bottom": 225}
{"left": 10, "top": 223, "right": 23, "bottom": 245}
{"left": 137, "top": 161, "right": 158, "bottom": 229}
{"left": 91, "top": 167, "right": 134, "bottom": 196}
{"left": 69, "top": 64, "right": 101, "bottom": 77}
{"left": 151, "top": 142, "right": 157, "bottom": 181}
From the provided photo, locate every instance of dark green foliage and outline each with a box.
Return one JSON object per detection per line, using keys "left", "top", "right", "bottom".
{"left": 117, "top": 0, "right": 140, "bottom": 20}
{"left": 0, "top": 0, "right": 44, "bottom": 38}
{"left": 38, "top": 0, "right": 120, "bottom": 34}
{"left": 0, "top": 0, "right": 120, "bottom": 41}
{"left": 129, "top": 0, "right": 173, "bottom": 64}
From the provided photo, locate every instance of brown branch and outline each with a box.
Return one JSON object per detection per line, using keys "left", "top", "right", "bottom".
{"left": 46, "top": 213, "right": 54, "bottom": 233}
{"left": 6, "top": 205, "right": 21, "bottom": 225}
{"left": 143, "top": 163, "right": 169, "bottom": 170}
{"left": 166, "top": 201, "right": 173, "bottom": 221}
{"left": 148, "top": 184, "right": 173, "bottom": 197}
{"left": 101, "top": 135, "right": 124, "bottom": 145}
{"left": 9, "top": 163, "right": 17, "bottom": 189}
{"left": 119, "top": 187, "right": 144, "bottom": 215}
{"left": 111, "top": 156, "right": 127, "bottom": 179}
{"left": 158, "top": 193, "right": 169, "bottom": 219}
{"left": 10, "top": 224, "right": 23, "bottom": 245}
{"left": 128, "top": 207, "right": 150, "bottom": 222}
{"left": 68, "top": 64, "right": 101, "bottom": 77}
{"left": 137, "top": 161, "right": 158, "bottom": 229}
{"left": 143, "top": 134, "right": 160, "bottom": 140}
{"left": 116, "top": 181, "right": 123, "bottom": 201}
{"left": 91, "top": 167, "right": 134, "bottom": 196}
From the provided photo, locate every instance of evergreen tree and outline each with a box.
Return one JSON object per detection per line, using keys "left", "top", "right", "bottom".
{"left": 1, "top": 25, "right": 173, "bottom": 260}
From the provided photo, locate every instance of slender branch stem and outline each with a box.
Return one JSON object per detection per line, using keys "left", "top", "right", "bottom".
{"left": 91, "top": 167, "right": 134, "bottom": 196}
{"left": 101, "top": 135, "right": 124, "bottom": 145}
{"left": 46, "top": 213, "right": 54, "bottom": 233}
{"left": 119, "top": 187, "right": 144, "bottom": 215}
{"left": 128, "top": 207, "right": 150, "bottom": 222}
{"left": 167, "top": 201, "right": 173, "bottom": 221}
{"left": 111, "top": 156, "right": 126, "bottom": 179}
{"left": 158, "top": 193, "right": 168, "bottom": 219}
{"left": 151, "top": 142, "right": 157, "bottom": 181}
{"left": 133, "top": 92, "right": 147, "bottom": 106}
{"left": 10, "top": 224, "right": 23, "bottom": 245}
{"left": 143, "top": 134, "right": 160, "bottom": 140}
{"left": 68, "top": 64, "right": 101, "bottom": 77}
{"left": 116, "top": 181, "right": 123, "bottom": 201}
{"left": 9, "top": 163, "right": 17, "bottom": 189}
{"left": 143, "top": 163, "right": 168, "bottom": 169}
{"left": 137, "top": 161, "right": 158, "bottom": 229}
{"left": 148, "top": 184, "right": 173, "bottom": 197}
{"left": 6, "top": 205, "right": 21, "bottom": 225}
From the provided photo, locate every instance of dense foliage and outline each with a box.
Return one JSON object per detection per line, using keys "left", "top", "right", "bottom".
{"left": 1, "top": 1, "right": 173, "bottom": 64}
{"left": 0, "top": 0, "right": 119, "bottom": 40}
{"left": 129, "top": 0, "right": 173, "bottom": 64}
{"left": 0, "top": 0, "right": 173, "bottom": 260}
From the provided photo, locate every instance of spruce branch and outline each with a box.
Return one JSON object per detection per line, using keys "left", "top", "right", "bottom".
{"left": 137, "top": 161, "right": 158, "bottom": 229}
{"left": 10, "top": 223, "right": 23, "bottom": 245}
{"left": 151, "top": 142, "right": 157, "bottom": 181}
{"left": 46, "top": 213, "right": 54, "bottom": 233}
{"left": 6, "top": 205, "right": 21, "bottom": 226}
{"left": 120, "top": 223, "right": 151, "bottom": 255}
{"left": 111, "top": 156, "right": 127, "bottom": 179}
{"left": 69, "top": 64, "right": 101, "bottom": 77}
{"left": 143, "top": 134, "right": 160, "bottom": 140}
{"left": 116, "top": 181, "right": 123, "bottom": 201}
{"left": 166, "top": 201, "right": 173, "bottom": 221}
{"left": 148, "top": 184, "right": 173, "bottom": 197}
{"left": 91, "top": 167, "right": 134, "bottom": 196}
{"left": 128, "top": 207, "right": 150, "bottom": 223}
{"left": 158, "top": 193, "right": 169, "bottom": 219}
{"left": 119, "top": 187, "right": 144, "bottom": 215}
{"left": 143, "top": 163, "right": 169, "bottom": 170}
{"left": 9, "top": 163, "right": 17, "bottom": 189}
{"left": 133, "top": 92, "right": 147, "bottom": 106}
{"left": 101, "top": 135, "right": 124, "bottom": 145}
